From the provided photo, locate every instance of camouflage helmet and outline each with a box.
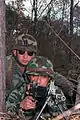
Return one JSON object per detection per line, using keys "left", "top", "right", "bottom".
{"left": 12, "top": 32, "right": 37, "bottom": 53}
{"left": 26, "top": 56, "right": 54, "bottom": 78}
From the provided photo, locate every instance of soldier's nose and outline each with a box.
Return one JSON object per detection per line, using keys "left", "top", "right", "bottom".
{"left": 23, "top": 51, "right": 28, "bottom": 58}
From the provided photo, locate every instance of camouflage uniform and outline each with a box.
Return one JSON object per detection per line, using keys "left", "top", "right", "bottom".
{"left": 53, "top": 72, "right": 75, "bottom": 109}
{"left": 25, "top": 56, "right": 67, "bottom": 118}
{"left": 5, "top": 60, "right": 28, "bottom": 114}
{"left": 5, "top": 56, "right": 67, "bottom": 119}
{"left": 5, "top": 33, "right": 37, "bottom": 115}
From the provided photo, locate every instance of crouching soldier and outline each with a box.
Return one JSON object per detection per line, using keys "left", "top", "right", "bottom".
{"left": 20, "top": 56, "right": 67, "bottom": 119}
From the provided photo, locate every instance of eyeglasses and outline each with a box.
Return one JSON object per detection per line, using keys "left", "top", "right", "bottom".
{"left": 18, "top": 50, "right": 35, "bottom": 56}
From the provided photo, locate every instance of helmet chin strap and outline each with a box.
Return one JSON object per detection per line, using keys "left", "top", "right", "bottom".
{"left": 12, "top": 52, "right": 28, "bottom": 67}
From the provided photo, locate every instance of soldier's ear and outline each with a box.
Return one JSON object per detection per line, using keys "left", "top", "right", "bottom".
{"left": 12, "top": 50, "right": 17, "bottom": 56}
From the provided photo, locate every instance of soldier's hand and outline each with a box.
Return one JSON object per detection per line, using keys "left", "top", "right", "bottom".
{"left": 20, "top": 96, "right": 37, "bottom": 110}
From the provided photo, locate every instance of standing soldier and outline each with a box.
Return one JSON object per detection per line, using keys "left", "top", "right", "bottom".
{"left": 6, "top": 31, "right": 38, "bottom": 89}
{"left": 5, "top": 32, "right": 38, "bottom": 115}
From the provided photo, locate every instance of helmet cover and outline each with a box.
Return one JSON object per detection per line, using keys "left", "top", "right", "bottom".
{"left": 26, "top": 56, "right": 54, "bottom": 78}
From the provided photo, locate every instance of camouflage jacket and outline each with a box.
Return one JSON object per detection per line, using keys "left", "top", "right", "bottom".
{"left": 5, "top": 78, "right": 67, "bottom": 118}
{"left": 5, "top": 57, "right": 67, "bottom": 118}
{"left": 5, "top": 58, "right": 29, "bottom": 114}
{"left": 45, "top": 81, "right": 67, "bottom": 117}
{"left": 53, "top": 72, "right": 74, "bottom": 97}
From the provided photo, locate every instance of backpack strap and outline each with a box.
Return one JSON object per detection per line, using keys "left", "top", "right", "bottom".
{"left": 6, "top": 55, "right": 13, "bottom": 90}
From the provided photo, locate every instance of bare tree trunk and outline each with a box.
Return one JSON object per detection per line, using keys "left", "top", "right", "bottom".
{"left": 70, "top": 0, "right": 74, "bottom": 35}
{"left": 62, "top": 0, "right": 65, "bottom": 21}
{"left": 0, "top": 0, "right": 6, "bottom": 112}
{"left": 32, "top": 0, "right": 38, "bottom": 32}
{"left": 68, "top": 0, "right": 74, "bottom": 63}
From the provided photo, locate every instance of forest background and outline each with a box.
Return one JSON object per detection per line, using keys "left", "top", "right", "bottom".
{"left": 4, "top": 0, "right": 80, "bottom": 108}
{"left": 5, "top": 0, "right": 80, "bottom": 77}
